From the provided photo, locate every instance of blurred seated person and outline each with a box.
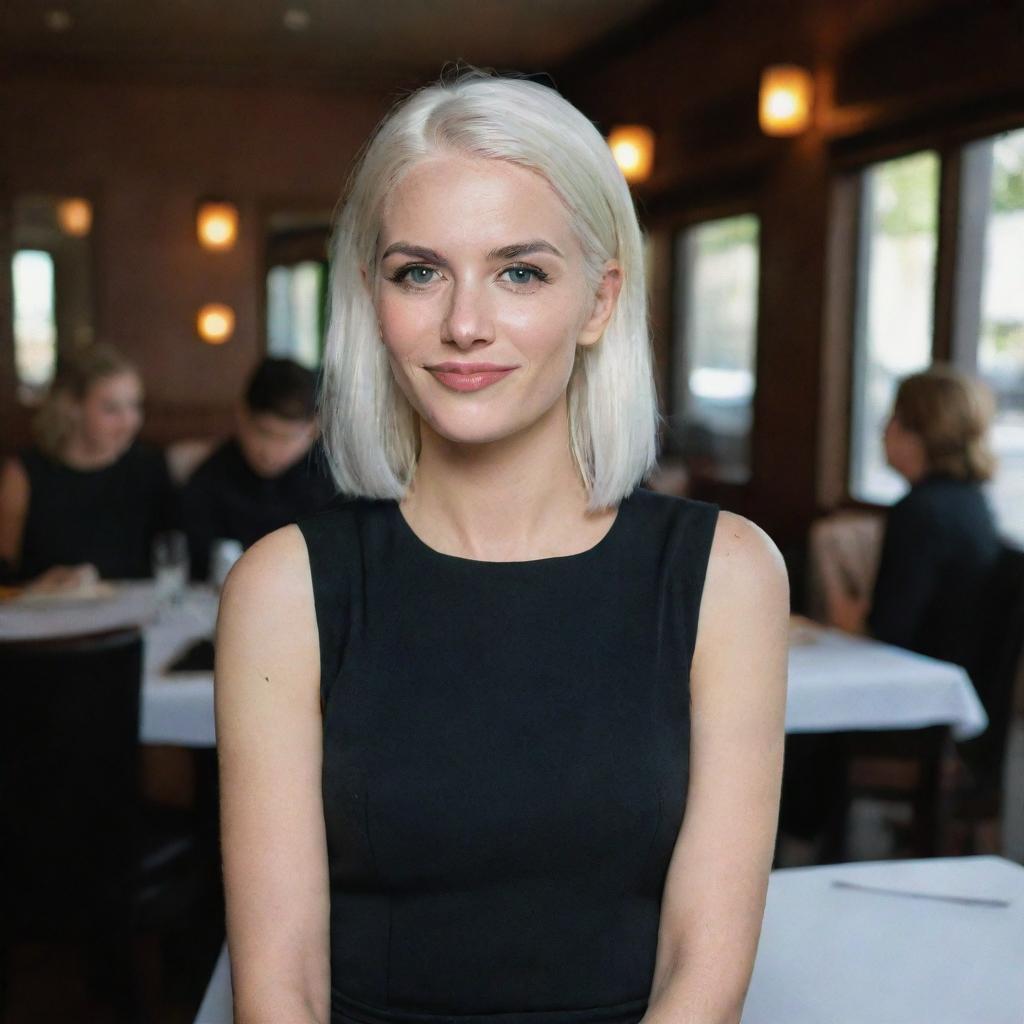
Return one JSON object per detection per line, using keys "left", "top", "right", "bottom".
{"left": 780, "top": 366, "right": 1000, "bottom": 862}
{"left": 829, "top": 364, "right": 1001, "bottom": 668}
{"left": 181, "top": 357, "right": 336, "bottom": 581}
{"left": 0, "top": 343, "right": 177, "bottom": 585}
{"left": 645, "top": 453, "right": 690, "bottom": 497}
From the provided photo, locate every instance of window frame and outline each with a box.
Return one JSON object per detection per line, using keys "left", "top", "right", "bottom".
{"left": 822, "top": 110, "right": 1024, "bottom": 512}
{"left": 655, "top": 191, "right": 766, "bottom": 497}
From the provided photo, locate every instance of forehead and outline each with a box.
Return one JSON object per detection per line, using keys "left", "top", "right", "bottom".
{"left": 380, "top": 155, "right": 575, "bottom": 252}
{"left": 88, "top": 371, "right": 140, "bottom": 401}
{"left": 246, "top": 411, "right": 311, "bottom": 440}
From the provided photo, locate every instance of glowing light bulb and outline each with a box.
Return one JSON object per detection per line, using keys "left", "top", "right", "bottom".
{"left": 197, "top": 304, "right": 235, "bottom": 344}
{"left": 196, "top": 202, "right": 239, "bottom": 251}
{"left": 759, "top": 65, "right": 814, "bottom": 137}
{"left": 608, "top": 126, "right": 655, "bottom": 184}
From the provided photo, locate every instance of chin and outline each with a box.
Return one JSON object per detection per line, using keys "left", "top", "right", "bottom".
{"left": 420, "top": 404, "right": 529, "bottom": 447}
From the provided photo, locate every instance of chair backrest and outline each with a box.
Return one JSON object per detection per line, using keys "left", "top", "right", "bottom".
{"left": 165, "top": 437, "right": 217, "bottom": 486}
{"left": 0, "top": 627, "right": 144, "bottom": 938}
{"left": 962, "top": 544, "right": 1024, "bottom": 790}
{"left": 806, "top": 510, "right": 886, "bottom": 622}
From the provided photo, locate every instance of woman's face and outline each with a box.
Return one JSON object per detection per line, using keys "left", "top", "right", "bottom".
{"left": 372, "top": 154, "right": 620, "bottom": 448}
{"left": 75, "top": 371, "right": 144, "bottom": 459}
{"left": 883, "top": 410, "right": 926, "bottom": 482}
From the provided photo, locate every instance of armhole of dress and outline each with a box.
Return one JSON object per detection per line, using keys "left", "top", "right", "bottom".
{"left": 683, "top": 502, "right": 721, "bottom": 674}
{"left": 295, "top": 513, "right": 350, "bottom": 708}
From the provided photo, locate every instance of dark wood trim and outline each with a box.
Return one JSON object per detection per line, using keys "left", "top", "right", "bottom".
{"left": 551, "top": 0, "right": 714, "bottom": 91}
{"left": 828, "top": 97, "right": 1024, "bottom": 172}
{"left": 932, "top": 149, "right": 962, "bottom": 364}
{"left": 845, "top": 164, "right": 874, "bottom": 506}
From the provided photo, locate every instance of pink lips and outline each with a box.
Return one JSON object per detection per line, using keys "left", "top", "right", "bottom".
{"left": 426, "top": 362, "right": 517, "bottom": 393}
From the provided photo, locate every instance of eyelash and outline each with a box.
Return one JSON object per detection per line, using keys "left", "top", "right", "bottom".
{"left": 386, "top": 263, "right": 550, "bottom": 289}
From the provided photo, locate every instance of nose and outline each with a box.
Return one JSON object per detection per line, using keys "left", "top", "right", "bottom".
{"left": 442, "top": 278, "right": 494, "bottom": 350}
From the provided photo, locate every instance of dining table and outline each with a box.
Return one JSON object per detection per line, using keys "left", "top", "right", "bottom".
{"left": 141, "top": 603, "right": 987, "bottom": 748}
{"left": 192, "top": 854, "right": 1024, "bottom": 1024}
{"left": 0, "top": 584, "right": 989, "bottom": 748}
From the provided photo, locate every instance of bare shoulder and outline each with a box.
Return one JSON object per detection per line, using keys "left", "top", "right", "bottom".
{"left": 694, "top": 511, "right": 790, "bottom": 671}
{"left": 219, "top": 523, "right": 312, "bottom": 612}
{"left": 216, "top": 524, "right": 319, "bottom": 701}
{"left": 0, "top": 456, "right": 30, "bottom": 562}
{"left": 705, "top": 510, "right": 789, "bottom": 608}
{"left": 0, "top": 455, "right": 29, "bottom": 500}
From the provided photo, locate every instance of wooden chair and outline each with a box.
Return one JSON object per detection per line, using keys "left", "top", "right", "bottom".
{"left": 823, "top": 544, "right": 1024, "bottom": 861}
{"left": 0, "top": 628, "right": 201, "bottom": 1022}
{"left": 952, "top": 544, "right": 1024, "bottom": 851}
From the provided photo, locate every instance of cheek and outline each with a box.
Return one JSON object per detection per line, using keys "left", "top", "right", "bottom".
{"left": 376, "top": 297, "right": 432, "bottom": 362}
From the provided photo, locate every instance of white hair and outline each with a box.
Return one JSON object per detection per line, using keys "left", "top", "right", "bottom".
{"left": 319, "top": 69, "right": 660, "bottom": 510}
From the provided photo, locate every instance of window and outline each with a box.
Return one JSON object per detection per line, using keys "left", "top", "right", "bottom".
{"left": 12, "top": 249, "right": 58, "bottom": 400}
{"left": 267, "top": 261, "right": 326, "bottom": 370}
{"left": 849, "top": 151, "right": 940, "bottom": 504}
{"left": 844, "top": 130, "right": 1024, "bottom": 542}
{"left": 672, "top": 214, "right": 760, "bottom": 483}
{"left": 964, "top": 127, "right": 1024, "bottom": 543}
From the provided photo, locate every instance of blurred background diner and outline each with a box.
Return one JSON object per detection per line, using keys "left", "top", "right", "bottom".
{"left": 1, "top": 1, "right": 1023, "bottom": 1022}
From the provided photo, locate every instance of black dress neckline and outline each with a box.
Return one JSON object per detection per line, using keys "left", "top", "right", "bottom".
{"left": 389, "top": 489, "right": 633, "bottom": 568}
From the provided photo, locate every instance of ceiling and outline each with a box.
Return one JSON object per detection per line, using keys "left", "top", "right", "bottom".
{"left": 1, "top": 0, "right": 673, "bottom": 86}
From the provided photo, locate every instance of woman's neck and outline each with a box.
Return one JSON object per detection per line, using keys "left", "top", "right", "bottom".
{"left": 61, "top": 436, "right": 126, "bottom": 471}
{"left": 400, "top": 400, "right": 614, "bottom": 562}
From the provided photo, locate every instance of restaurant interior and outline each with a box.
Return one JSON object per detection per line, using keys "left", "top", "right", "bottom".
{"left": 2, "top": 0, "right": 1024, "bottom": 1021}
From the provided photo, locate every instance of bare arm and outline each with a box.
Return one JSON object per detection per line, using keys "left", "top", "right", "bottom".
{"left": 643, "top": 511, "right": 789, "bottom": 1024}
{"left": 0, "top": 456, "right": 29, "bottom": 570}
{"left": 215, "top": 525, "right": 330, "bottom": 1023}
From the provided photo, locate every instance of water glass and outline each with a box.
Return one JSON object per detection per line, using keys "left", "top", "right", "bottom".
{"left": 152, "top": 530, "right": 190, "bottom": 605}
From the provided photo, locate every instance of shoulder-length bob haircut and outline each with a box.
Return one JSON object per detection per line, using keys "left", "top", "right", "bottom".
{"left": 32, "top": 342, "right": 139, "bottom": 460}
{"left": 319, "top": 69, "right": 660, "bottom": 511}
{"left": 894, "top": 363, "right": 997, "bottom": 483}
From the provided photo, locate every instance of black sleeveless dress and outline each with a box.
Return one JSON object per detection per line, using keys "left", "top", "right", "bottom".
{"left": 17, "top": 442, "right": 178, "bottom": 581}
{"left": 297, "top": 487, "right": 719, "bottom": 1024}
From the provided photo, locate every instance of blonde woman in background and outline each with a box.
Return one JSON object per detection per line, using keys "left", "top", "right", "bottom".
{"left": 0, "top": 343, "right": 177, "bottom": 587}
{"left": 830, "top": 363, "right": 1000, "bottom": 665}
{"left": 217, "top": 71, "right": 788, "bottom": 1024}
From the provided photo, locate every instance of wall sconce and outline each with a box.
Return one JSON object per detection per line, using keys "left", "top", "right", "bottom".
{"left": 197, "top": 303, "right": 235, "bottom": 344}
{"left": 196, "top": 201, "right": 239, "bottom": 251}
{"left": 608, "top": 125, "right": 655, "bottom": 184}
{"left": 759, "top": 65, "right": 814, "bottom": 137}
{"left": 56, "top": 197, "right": 93, "bottom": 237}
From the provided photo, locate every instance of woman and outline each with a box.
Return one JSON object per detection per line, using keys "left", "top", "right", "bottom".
{"left": 216, "top": 71, "right": 788, "bottom": 1024}
{"left": 830, "top": 364, "right": 1001, "bottom": 666}
{"left": 0, "top": 342, "right": 176, "bottom": 583}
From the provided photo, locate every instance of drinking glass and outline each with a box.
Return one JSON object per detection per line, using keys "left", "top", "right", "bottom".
{"left": 152, "top": 530, "right": 190, "bottom": 605}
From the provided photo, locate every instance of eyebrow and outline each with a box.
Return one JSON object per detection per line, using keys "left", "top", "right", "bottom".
{"left": 488, "top": 240, "right": 564, "bottom": 260}
{"left": 379, "top": 239, "right": 565, "bottom": 264}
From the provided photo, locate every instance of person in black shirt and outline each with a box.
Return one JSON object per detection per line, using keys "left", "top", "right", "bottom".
{"left": 0, "top": 343, "right": 177, "bottom": 584}
{"left": 780, "top": 364, "right": 1001, "bottom": 857}
{"left": 180, "top": 357, "right": 336, "bottom": 580}
{"left": 832, "top": 363, "right": 1000, "bottom": 660}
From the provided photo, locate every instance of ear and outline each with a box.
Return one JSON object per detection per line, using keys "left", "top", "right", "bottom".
{"left": 360, "top": 264, "right": 374, "bottom": 298}
{"left": 577, "top": 260, "right": 623, "bottom": 348}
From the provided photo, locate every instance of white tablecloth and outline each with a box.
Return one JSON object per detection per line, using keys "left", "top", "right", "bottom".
{"left": 786, "top": 619, "right": 987, "bottom": 740}
{"left": 743, "top": 855, "right": 1024, "bottom": 1023}
{"left": 141, "top": 587, "right": 220, "bottom": 747}
{"left": 0, "top": 580, "right": 163, "bottom": 641}
{"left": 141, "top": 613, "right": 987, "bottom": 749}
{"left": 194, "top": 856, "right": 1024, "bottom": 1024}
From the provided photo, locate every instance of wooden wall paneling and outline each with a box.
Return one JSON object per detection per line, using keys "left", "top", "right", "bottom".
{"left": 3, "top": 70, "right": 389, "bottom": 446}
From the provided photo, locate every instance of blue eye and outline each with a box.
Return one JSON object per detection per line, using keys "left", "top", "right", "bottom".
{"left": 402, "top": 266, "right": 436, "bottom": 285}
{"left": 501, "top": 265, "right": 548, "bottom": 286}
